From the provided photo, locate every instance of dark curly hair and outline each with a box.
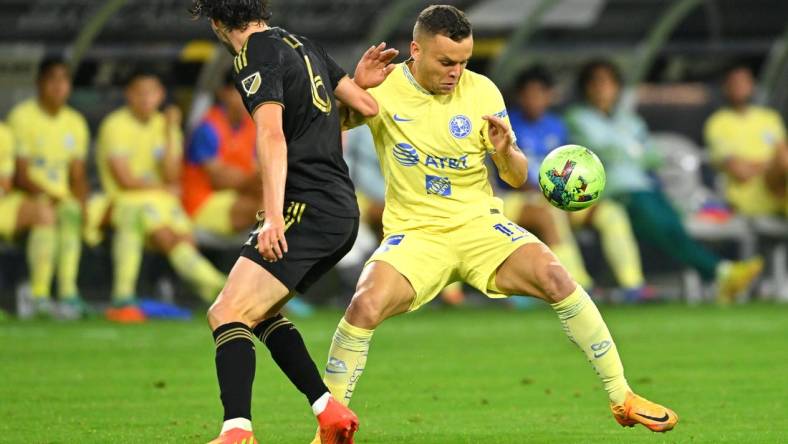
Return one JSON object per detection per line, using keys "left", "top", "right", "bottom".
{"left": 577, "top": 58, "right": 622, "bottom": 96}
{"left": 189, "top": 0, "right": 272, "bottom": 31}
{"left": 515, "top": 65, "right": 554, "bottom": 91}
{"left": 414, "top": 5, "right": 472, "bottom": 42}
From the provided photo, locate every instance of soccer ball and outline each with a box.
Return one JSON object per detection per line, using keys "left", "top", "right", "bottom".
{"left": 538, "top": 144, "right": 606, "bottom": 211}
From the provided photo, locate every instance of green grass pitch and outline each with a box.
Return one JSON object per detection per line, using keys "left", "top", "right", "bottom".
{"left": 1, "top": 302, "right": 787, "bottom": 443}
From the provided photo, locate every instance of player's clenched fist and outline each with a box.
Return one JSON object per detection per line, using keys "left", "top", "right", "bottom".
{"left": 257, "top": 214, "right": 289, "bottom": 262}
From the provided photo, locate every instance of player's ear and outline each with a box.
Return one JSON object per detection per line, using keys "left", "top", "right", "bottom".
{"left": 410, "top": 40, "right": 420, "bottom": 62}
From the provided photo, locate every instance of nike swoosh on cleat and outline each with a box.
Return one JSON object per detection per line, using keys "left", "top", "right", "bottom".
{"left": 636, "top": 412, "right": 670, "bottom": 422}
{"left": 393, "top": 114, "right": 414, "bottom": 122}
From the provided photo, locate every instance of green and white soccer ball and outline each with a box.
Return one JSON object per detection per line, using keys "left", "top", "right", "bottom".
{"left": 538, "top": 144, "right": 606, "bottom": 211}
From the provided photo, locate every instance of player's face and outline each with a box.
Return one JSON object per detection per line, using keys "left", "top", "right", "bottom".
{"left": 724, "top": 68, "right": 754, "bottom": 107}
{"left": 518, "top": 81, "right": 552, "bottom": 120}
{"left": 126, "top": 77, "right": 165, "bottom": 120}
{"left": 38, "top": 65, "right": 72, "bottom": 109}
{"left": 585, "top": 67, "right": 620, "bottom": 113}
{"left": 412, "top": 34, "right": 473, "bottom": 95}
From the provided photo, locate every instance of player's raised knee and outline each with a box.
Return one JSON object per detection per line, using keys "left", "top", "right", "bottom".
{"left": 207, "top": 286, "right": 248, "bottom": 329}
{"left": 345, "top": 289, "right": 387, "bottom": 329}
{"left": 535, "top": 260, "right": 576, "bottom": 303}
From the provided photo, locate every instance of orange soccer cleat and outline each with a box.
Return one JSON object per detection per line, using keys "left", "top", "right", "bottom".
{"left": 207, "top": 427, "right": 258, "bottom": 444}
{"left": 610, "top": 392, "right": 678, "bottom": 432}
{"left": 315, "top": 397, "right": 359, "bottom": 444}
{"left": 105, "top": 305, "right": 146, "bottom": 324}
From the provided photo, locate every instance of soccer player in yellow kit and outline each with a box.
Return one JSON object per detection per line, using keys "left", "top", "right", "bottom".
{"left": 0, "top": 121, "right": 60, "bottom": 318}
{"left": 7, "top": 58, "right": 90, "bottom": 318}
{"left": 96, "top": 70, "right": 225, "bottom": 321}
{"left": 317, "top": 5, "right": 678, "bottom": 438}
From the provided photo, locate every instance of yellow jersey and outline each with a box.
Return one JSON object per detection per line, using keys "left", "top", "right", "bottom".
{"left": 96, "top": 107, "right": 183, "bottom": 198}
{"left": 364, "top": 62, "right": 511, "bottom": 234}
{"left": 0, "top": 122, "right": 14, "bottom": 181}
{"left": 7, "top": 98, "right": 89, "bottom": 199}
{"left": 704, "top": 106, "right": 786, "bottom": 214}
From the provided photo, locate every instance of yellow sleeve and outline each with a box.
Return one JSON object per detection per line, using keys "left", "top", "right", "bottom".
{"left": 0, "top": 124, "right": 14, "bottom": 178}
{"left": 7, "top": 106, "right": 31, "bottom": 158}
{"left": 100, "top": 116, "right": 132, "bottom": 158}
{"left": 703, "top": 112, "right": 731, "bottom": 164}
{"left": 478, "top": 77, "right": 512, "bottom": 151}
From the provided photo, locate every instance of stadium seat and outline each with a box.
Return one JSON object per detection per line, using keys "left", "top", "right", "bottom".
{"left": 750, "top": 216, "right": 788, "bottom": 301}
{"left": 651, "top": 132, "right": 756, "bottom": 302}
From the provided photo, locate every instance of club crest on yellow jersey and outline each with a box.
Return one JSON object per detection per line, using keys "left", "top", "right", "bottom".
{"left": 449, "top": 115, "right": 472, "bottom": 139}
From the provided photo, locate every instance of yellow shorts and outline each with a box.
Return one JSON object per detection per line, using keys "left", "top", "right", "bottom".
{"left": 0, "top": 191, "right": 24, "bottom": 240}
{"left": 112, "top": 190, "right": 192, "bottom": 235}
{"left": 367, "top": 212, "right": 541, "bottom": 311}
{"left": 193, "top": 190, "right": 237, "bottom": 236}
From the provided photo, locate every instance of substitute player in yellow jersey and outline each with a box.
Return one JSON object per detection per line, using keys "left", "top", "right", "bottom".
{"left": 96, "top": 70, "right": 225, "bottom": 322}
{"left": 7, "top": 58, "right": 90, "bottom": 318}
{"left": 317, "top": 5, "right": 677, "bottom": 438}
{"left": 0, "top": 121, "right": 60, "bottom": 318}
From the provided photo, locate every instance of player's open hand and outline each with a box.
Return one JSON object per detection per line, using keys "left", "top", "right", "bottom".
{"left": 353, "top": 42, "right": 399, "bottom": 90}
{"left": 257, "top": 213, "right": 289, "bottom": 262}
{"left": 482, "top": 114, "right": 515, "bottom": 154}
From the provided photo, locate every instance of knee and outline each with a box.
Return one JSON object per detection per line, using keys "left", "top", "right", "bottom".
{"left": 345, "top": 289, "right": 386, "bottom": 329}
{"left": 35, "top": 201, "right": 56, "bottom": 226}
{"left": 207, "top": 287, "right": 248, "bottom": 330}
{"left": 534, "top": 260, "right": 576, "bottom": 303}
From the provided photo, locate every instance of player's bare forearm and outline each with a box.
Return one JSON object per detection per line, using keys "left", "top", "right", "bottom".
{"left": 108, "top": 157, "right": 158, "bottom": 190}
{"left": 335, "top": 77, "right": 378, "bottom": 118}
{"left": 492, "top": 145, "right": 528, "bottom": 188}
{"left": 258, "top": 132, "right": 287, "bottom": 216}
{"left": 253, "top": 103, "right": 288, "bottom": 218}
{"left": 14, "top": 158, "right": 47, "bottom": 195}
{"left": 723, "top": 157, "right": 766, "bottom": 182}
{"left": 206, "top": 161, "right": 254, "bottom": 191}
{"left": 69, "top": 159, "right": 89, "bottom": 205}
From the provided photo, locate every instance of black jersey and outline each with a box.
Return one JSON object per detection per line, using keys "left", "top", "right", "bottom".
{"left": 233, "top": 27, "right": 358, "bottom": 218}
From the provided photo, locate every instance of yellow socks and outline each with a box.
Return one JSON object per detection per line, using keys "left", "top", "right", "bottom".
{"left": 167, "top": 242, "right": 225, "bottom": 302}
{"left": 551, "top": 286, "right": 630, "bottom": 404}
{"left": 27, "top": 224, "right": 56, "bottom": 299}
{"left": 323, "top": 317, "right": 374, "bottom": 406}
{"left": 592, "top": 201, "right": 644, "bottom": 289}
{"left": 550, "top": 209, "right": 593, "bottom": 289}
{"left": 56, "top": 200, "right": 82, "bottom": 298}
{"left": 111, "top": 210, "right": 144, "bottom": 302}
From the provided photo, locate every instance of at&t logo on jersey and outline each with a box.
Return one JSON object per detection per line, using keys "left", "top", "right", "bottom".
{"left": 392, "top": 143, "right": 468, "bottom": 170}
{"left": 393, "top": 143, "right": 419, "bottom": 166}
{"left": 449, "top": 115, "right": 472, "bottom": 139}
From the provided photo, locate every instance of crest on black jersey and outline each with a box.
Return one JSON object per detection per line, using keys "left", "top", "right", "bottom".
{"left": 242, "top": 72, "right": 262, "bottom": 96}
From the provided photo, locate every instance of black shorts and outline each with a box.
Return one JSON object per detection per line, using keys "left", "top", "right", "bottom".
{"left": 240, "top": 201, "right": 359, "bottom": 293}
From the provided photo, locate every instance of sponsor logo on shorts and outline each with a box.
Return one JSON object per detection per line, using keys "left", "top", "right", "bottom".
{"left": 393, "top": 143, "right": 419, "bottom": 166}
{"left": 425, "top": 175, "right": 452, "bottom": 196}
{"left": 449, "top": 114, "right": 472, "bottom": 139}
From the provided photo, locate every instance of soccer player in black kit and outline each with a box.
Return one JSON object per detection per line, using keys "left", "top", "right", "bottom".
{"left": 190, "top": 1, "right": 397, "bottom": 443}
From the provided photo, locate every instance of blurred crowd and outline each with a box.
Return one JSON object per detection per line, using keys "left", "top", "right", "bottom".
{"left": 0, "top": 56, "right": 785, "bottom": 322}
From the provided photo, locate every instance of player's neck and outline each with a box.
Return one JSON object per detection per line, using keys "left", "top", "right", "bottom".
{"left": 229, "top": 22, "right": 269, "bottom": 54}
{"left": 36, "top": 96, "right": 62, "bottom": 117}
{"left": 406, "top": 60, "right": 434, "bottom": 95}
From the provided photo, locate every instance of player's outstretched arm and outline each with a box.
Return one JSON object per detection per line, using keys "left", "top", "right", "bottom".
{"left": 334, "top": 77, "right": 378, "bottom": 118}
{"left": 253, "top": 103, "right": 288, "bottom": 262}
{"left": 483, "top": 114, "right": 528, "bottom": 188}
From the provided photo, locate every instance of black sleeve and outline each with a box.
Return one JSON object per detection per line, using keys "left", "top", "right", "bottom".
{"left": 316, "top": 43, "right": 347, "bottom": 90}
{"left": 235, "top": 37, "right": 286, "bottom": 115}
